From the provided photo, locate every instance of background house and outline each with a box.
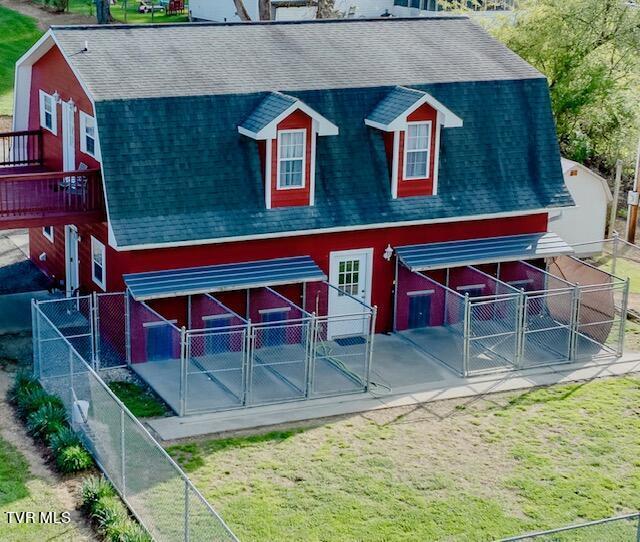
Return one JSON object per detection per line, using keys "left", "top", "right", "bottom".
{"left": 548, "top": 157, "right": 613, "bottom": 255}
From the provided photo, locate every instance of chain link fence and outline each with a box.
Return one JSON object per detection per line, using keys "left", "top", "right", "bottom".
{"left": 33, "top": 300, "right": 238, "bottom": 542}
{"left": 498, "top": 512, "right": 640, "bottom": 541}
{"left": 394, "top": 257, "right": 629, "bottom": 377}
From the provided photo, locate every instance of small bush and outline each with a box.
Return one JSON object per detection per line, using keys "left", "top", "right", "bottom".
{"left": 9, "top": 370, "right": 40, "bottom": 403}
{"left": 81, "top": 476, "right": 151, "bottom": 542}
{"left": 56, "top": 444, "right": 93, "bottom": 473}
{"left": 16, "top": 387, "right": 64, "bottom": 420}
{"left": 81, "top": 475, "right": 115, "bottom": 508}
{"left": 48, "top": 426, "right": 81, "bottom": 455}
{"left": 26, "top": 403, "right": 67, "bottom": 440}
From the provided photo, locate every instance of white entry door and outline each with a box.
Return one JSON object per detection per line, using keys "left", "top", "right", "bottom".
{"left": 328, "top": 248, "right": 373, "bottom": 338}
{"left": 61, "top": 100, "right": 75, "bottom": 172}
{"left": 65, "top": 225, "right": 80, "bottom": 296}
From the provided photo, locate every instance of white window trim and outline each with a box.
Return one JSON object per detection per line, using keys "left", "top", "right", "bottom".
{"left": 276, "top": 129, "right": 306, "bottom": 190}
{"left": 42, "top": 226, "right": 54, "bottom": 243}
{"left": 91, "top": 236, "right": 106, "bottom": 291}
{"left": 403, "top": 121, "right": 432, "bottom": 180}
{"left": 39, "top": 90, "right": 57, "bottom": 135}
{"left": 79, "top": 111, "right": 99, "bottom": 160}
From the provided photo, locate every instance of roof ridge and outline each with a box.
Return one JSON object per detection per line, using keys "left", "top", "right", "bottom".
{"left": 50, "top": 15, "right": 470, "bottom": 31}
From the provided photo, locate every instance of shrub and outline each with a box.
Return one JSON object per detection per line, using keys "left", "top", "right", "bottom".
{"left": 16, "top": 388, "right": 64, "bottom": 420}
{"left": 81, "top": 476, "right": 151, "bottom": 542}
{"left": 81, "top": 475, "right": 115, "bottom": 508}
{"left": 56, "top": 444, "right": 93, "bottom": 473}
{"left": 26, "top": 403, "right": 67, "bottom": 440}
{"left": 9, "top": 370, "right": 40, "bottom": 403}
{"left": 48, "top": 426, "right": 81, "bottom": 455}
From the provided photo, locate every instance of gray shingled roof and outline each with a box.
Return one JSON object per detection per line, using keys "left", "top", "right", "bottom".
{"left": 51, "top": 17, "right": 542, "bottom": 101}
{"left": 367, "top": 86, "right": 425, "bottom": 126}
{"left": 239, "top": 92, "right": 297, "bottom": 134}
{"left": 95, "top": 79, "right": 573, "bottom": 248}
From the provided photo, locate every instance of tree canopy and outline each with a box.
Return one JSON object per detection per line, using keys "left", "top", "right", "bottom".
{"left": 492, "top": 0, "right": 640, "bottom": 179}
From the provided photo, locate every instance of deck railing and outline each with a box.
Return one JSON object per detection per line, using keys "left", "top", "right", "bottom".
{"left": 0, "top": 129, "right": 43, "bottom": 167}
{"left": 0, "top": 168, "right": 104, "bottom": 223}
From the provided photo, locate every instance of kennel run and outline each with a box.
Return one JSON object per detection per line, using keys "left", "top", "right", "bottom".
{"left": 34, "top": 256, "right": 377, "bottom": 416}
{"left": 393, "top": 234, "right": 629, "bottom": 377}
{"left": 32, "top": 236, "right": 629, "bottom": 418}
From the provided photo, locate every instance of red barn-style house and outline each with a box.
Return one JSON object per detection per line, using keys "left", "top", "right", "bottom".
{"left": 9, "top": 18, "right": 626, "bottom": 416}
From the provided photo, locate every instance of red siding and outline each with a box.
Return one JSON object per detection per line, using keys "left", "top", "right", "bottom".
{"left": 270, "top": 110, "right": 313, "bottom": 208}
{"left": 107, "top": 213, "right": 549, "bottom": 333}
{"left": 397, "top": 103, "right": 438, "bottom": 198}
{"left": 28, "top": 45, "right": 100, "bottom": 172}
{"left": 27, "top": 43, "right": 104, "bottom": 286}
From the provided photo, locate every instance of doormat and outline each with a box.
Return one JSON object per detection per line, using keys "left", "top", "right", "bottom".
{"left": 334, "top": 336, "right": 367, "bottom": 347}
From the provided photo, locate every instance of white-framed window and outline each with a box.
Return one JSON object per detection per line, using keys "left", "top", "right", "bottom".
{"left": 39, "top": 90, "right": 57, "bottom": 135}
{"left": 404, "top": 121, "right": 431, "bottom": 179}
{"left": 91, "top": 236, "right": 106, "bottom": 290}
{"left": 42, "top": 226, "right": 54, "bottom": 243}
{"left": 80, "top": 111, "right": 99, "bottom": 159}
{"left": 277, "top": 129, "right": 306, "bottom": 189}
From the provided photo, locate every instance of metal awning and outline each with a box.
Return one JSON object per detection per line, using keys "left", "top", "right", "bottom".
{"left": 395, "top": 232, "right": 573, "bottom": 272}
{"left": 124, "top": 256, "right": 326, "bottom": 301}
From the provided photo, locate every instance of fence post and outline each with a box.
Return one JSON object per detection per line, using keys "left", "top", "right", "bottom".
{"left": 125, "top": 290, "right": 132, "bottom": 366}
{"left": 462, "top": 293, "right": 470, "bottom": 377}
{"left": 392, "top": 258, "right": 399, "bottom": 332}
{"left": 612, "top": 232, "right": 619, "bottom": 276}
{"left": 31, "top": 300, "right": 41, "bottom": 380}
{"left": 179, "top": 327, "right": 187, "bottom": 417}
{"left": 245, "top": 320, "right": 254, "bottom": 406}
{"left": 184, "top": 480, "right": 190, "bottom": 542}
{"left": 618, "top": 278, "right": 630, "bottom": 356}
{"left": 569, "top": 285, "right": 581, "bottom": 360}
{"left": 120, "top": 408, "right": 126, "bottom": 497}
{"left": 305, "top": 313, "right": 316, "bottom": 398}
{"left": 364, "top": 307, "right": 377, "bottom": 392}
{"left": 92, "top": 292, "right": 100, "bottom": 371}
{"left": 515, "top": 289, "right": 526, "bottom": 369}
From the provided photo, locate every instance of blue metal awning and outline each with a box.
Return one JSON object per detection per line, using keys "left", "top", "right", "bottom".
{"left": 395, "top": 232, "right": 573, "bottom": 272}
{"left": 124, "top": 256, "right": 326, "bottom": 301}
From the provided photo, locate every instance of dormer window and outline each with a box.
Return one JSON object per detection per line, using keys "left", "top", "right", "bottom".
{"left": 278, "top": 130, "right": 306, "bottom": 189}
{"left": 404, "top": 122, "right": 431, "bottom": 179}
{"left": 238, "top": 91, "right": 338, "bottom": 209}
{"left": 365, "top": 86, "right": 462, "bottom": 199}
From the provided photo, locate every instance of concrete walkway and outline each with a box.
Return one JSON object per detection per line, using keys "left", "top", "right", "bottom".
{"left": 148, "top": 348, "right": 640, "bottom": 441}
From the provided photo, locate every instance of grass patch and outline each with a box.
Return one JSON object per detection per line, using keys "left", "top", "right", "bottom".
{"left": 168, "top": 376, "right": 640, "bottom": 541}
{"left": 108, "top": 380, "right": 168, "bottom": 418}
{"left": 0, "top": 6, "right": 43, "bottom": 116}
{"left": 68, "top": 0, "right": 189, "bottom": 23}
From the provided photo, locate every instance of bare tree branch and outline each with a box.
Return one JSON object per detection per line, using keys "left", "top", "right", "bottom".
{"left": 233, "top": 0, "right": 252, "bottom": 21}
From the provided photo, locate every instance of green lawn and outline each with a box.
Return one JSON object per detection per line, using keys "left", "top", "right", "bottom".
{"left": 108, "top": 380, "right": 168, "bottom": 418}
{"left": 67, "top": 0, "right": 189, "bottom": 24}
{"left": 168, "top": 376, "right": 640, "bottom": 542}
{"left": 0, "top": 436, "right": 87, "bottom": 541}
{"left": 0, "top": 6, "right": 42, "bottom": 116}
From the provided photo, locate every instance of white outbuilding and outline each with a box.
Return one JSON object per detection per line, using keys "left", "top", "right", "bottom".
{"left": 548, "top": 158, "right": 613, "bottom": 255}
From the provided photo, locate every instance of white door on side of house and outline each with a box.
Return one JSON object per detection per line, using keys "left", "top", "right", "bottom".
{"left": 328, "top": 248, "right": 373, "bottom": 339}
{"left": 65, "top": 225, "right": 80, "bottom": 297}
{"left": 62, "top": 100, "right": 75, "bottom": 172}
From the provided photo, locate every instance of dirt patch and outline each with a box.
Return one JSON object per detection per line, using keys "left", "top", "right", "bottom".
{"left": 0, "top": 0, "right": 95, "bottom": 29}
{"left": 0, "top": 115, "right": 11, "bottom": 131}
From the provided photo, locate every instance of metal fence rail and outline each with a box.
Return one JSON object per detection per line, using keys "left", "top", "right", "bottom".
{"left": 497, "top": 512, "right": 640, "bottom": 541}
{"left": 33, "top": 300, "right": 238, "bottom": 542}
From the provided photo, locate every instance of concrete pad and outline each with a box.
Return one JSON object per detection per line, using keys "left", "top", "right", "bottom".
{"left": 147, "top": 351, "right": 640, "bottom": 441}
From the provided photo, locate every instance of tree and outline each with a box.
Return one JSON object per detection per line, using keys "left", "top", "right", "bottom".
{"left": 233, "top": 0, "right": 272, "bottom": 21}
{"left": 316, "top": 0, "right": 337, "bottom": 18}
{"left": 491, "top": 0, "right": 640, "bottom": 179}
{"left": 95, "top": 0, "right": 114, "bottom": 24}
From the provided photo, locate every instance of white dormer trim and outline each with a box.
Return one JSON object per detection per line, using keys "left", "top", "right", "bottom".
{"left": 365, "top": 87, "right": 463, "bottom": 131}
{"left": 238, "top": 101, "right": 339, "bottom": 140}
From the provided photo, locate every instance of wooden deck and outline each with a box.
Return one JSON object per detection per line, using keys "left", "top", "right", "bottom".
{"left": 0, "top": 165, "right": 106, "bottom": 228}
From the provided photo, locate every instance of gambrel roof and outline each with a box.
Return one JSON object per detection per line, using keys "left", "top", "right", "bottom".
{"left": 37, "top": 18, "right": 572, "bottom": 249}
